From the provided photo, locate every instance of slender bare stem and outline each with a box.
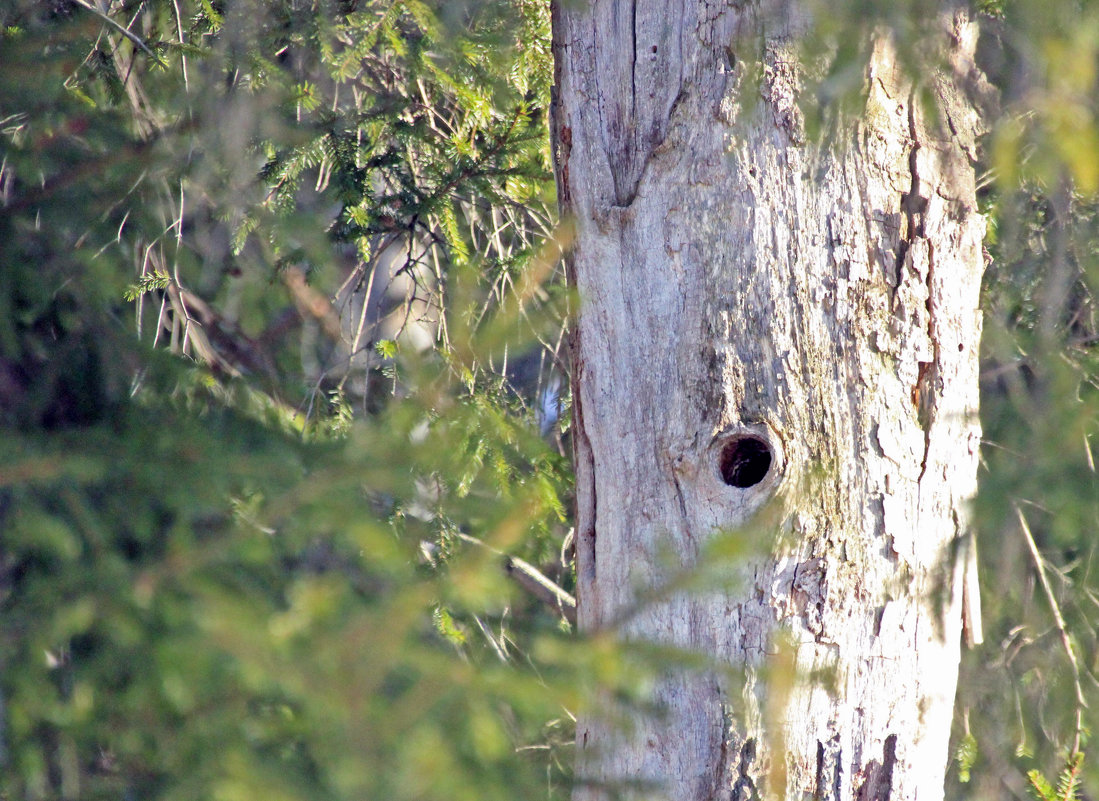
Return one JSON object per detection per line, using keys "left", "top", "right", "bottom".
{"left": 1015, "top": 505, "right": 1087, "bottom": 756}
{"left": 71, "top": 0, "right": 165, "bottom": 66}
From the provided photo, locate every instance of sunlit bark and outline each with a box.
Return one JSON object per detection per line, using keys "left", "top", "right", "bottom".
{"left": 552, "top": 3, "right": 987, "bottom": 798}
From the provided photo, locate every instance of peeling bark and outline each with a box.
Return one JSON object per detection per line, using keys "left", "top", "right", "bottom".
{"left": 552, "top": 2, "right": 988, "bottom": 800}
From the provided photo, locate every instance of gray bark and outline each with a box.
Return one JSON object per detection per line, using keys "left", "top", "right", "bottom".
{"left": 552, "top": 3, "right": 988, "bottom": 800}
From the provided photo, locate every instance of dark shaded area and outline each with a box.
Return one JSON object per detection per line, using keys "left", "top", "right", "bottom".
{"left": 718, "top": 436, "right": 772, "bottom": 489}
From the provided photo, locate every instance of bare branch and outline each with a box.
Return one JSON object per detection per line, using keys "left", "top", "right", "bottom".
{"left": 70, "top": 0, "right": 165, "bottom": 67}
{"left": 1016, "top": 505, "right": 1087, "bottom": 756}
{"left": 457, "top": 532, "right": 576, "bottom": 624}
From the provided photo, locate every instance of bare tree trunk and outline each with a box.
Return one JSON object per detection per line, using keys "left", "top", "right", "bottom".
{"left": 552, "top": 3, "right": 988, "bottom": 799}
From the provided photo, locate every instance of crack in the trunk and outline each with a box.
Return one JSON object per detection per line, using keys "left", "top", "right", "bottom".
{"left": 629, "top": 0, "right": 637, "bottom": 122}
{"left": 571, "top": 353, "right": 598, "bottom": 590}
{"left": 898, "top": 89, "right": 936, "bottom": 484}
{"left": 730, "top": 737, "right": 758, "bottom": 801}
{"left": 704, "top": 703, "right": 733, "bottom": 801}
{"left": 670, "top": 465, "right": 691, "bottom": 531}
{"left": 896, "top": 90, "right": 927, "bottom": 282}
{"left": 855, "top": 734, "right": 897, "bottom": 801}
{"left": 814, "top": 736, "right": 844, "bottom": 801}
{"left": 916, "top": 241, "right": 937, "bottom": 486}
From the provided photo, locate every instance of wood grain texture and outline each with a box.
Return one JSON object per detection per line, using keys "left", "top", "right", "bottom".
{"left": 552, "top": 2, "right": 988, "bottom": 799}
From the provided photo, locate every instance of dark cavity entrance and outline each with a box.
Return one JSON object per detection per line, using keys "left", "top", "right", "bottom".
{"left": 719, "top": 436, "right": 772, "bottom": 488}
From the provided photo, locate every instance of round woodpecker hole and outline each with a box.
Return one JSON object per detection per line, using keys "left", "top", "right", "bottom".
{"left": 718, "top": 436, "right": 773, "bottom": 489}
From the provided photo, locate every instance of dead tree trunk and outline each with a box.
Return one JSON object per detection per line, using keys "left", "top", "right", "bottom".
{"left": 552, "top": 3, "right": 988, "bottom": 799}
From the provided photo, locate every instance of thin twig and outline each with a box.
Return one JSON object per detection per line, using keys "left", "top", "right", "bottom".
{"left": 170, "top": 0, "right": 189, "bottom": 91}
{"left": 70, "top": 0, "right": 166, "bottom": 66}
{"left": 456, "top": 532, "right": 576, "bottom": 624}
{"left": 341, "top": 257, "right": 379, "bottom": 414}
{"left": 472, "top": 614, "right": 509, "bottom": 663}
{"left": 1015, "top": 505, "right": 1087, "bottom": 756}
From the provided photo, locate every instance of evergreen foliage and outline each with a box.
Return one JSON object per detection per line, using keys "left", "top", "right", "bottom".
{"left": 0, "top": 1, "right": 579, "bottom": 799}
{"left": 957, "top": 5, "right": 1099, "bottom": 796}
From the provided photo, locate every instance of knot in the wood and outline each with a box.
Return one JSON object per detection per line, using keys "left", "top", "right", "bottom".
{"left": 718, "top": 435, "right": 773, "bottom": 488}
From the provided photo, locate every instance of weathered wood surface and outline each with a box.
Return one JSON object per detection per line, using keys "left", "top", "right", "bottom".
{"left": 552, "top": 3, "right": 987, "bottom": 799}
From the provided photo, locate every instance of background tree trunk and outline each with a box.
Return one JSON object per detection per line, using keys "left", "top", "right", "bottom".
{"left": 552, "top": 3, "right": 988, "bottom": 799}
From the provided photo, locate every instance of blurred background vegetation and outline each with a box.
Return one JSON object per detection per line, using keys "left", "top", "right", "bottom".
{"left": 0, "top": 1, "right": 1097, "bottom": 800}
{"left": 0, "top": 2, "right": 582, "bottom": 799}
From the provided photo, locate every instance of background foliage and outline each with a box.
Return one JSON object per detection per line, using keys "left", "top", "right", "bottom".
{"left": 2, "top": 1, "right": 1099, "bottom": 800}
{"left": 958, "top": 3, "right": 1099, "bottom": 798}
{"left": 0, "top": 2, "right": 582, "bottom": 799}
